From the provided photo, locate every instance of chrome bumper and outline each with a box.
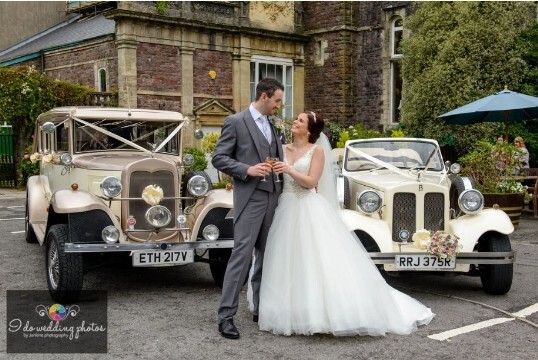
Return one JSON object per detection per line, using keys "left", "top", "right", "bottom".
{"left": 64, "top": 239, "right": 234, "bottom": 253}
{"left": 369, "top": 251, "right": 515, "bottom": 265}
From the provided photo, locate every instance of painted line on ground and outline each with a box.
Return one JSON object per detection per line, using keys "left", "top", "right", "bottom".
{"left": 6, "top": 206, "right": 24, "bottom": 209}
{"left": 11, "top": 230, "right": 25, "bottom": 234}
{"left": 428, "top": 303, "right": 538, "bottom": 341}
{"left": 0, "top": 218, "right": 24, "bottom": 221}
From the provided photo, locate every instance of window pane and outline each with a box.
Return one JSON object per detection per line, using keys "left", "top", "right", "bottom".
{"left": 391, "top": 62, "right": 402, "bottom": 123}
{"left": 99, "top": 69, "right": 107, "bottom": 92}
{"left": 393, "top": 30, "right": 403, "bottom": 55}
{"left": 285, "top": 66, "right": 292, "bottom": 85}
{"left": 260, "top": 64, "right": 267, "bottom": 81}
{"left": 250, "top": 62, "right": 255, "bottom": 82}
{"left": 275, "top": 65, "right": 283, "bottom": 83}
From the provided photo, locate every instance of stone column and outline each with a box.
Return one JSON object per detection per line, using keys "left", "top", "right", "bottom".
{"left": 293, "top": 56, "right": 305, "bottom": 114}
{"left": 180, "top": 47, "right": 198, "bottom": 148}
{"left": 116, "top": 38, "right": 138, "bottom": 108}
{"left": 232, "top": 35, "right": 252, "bottom": 112}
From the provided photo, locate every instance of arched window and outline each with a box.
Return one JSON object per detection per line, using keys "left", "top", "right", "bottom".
{"left": 391, "top": 17, "right": 403, "bottom": 57}
{"left": 98, "top": 68, "right": 107, "bottom": 92}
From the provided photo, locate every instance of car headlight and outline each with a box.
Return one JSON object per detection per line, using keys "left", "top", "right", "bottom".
{"left": 202, "top": 225, "right": 220, "bottom": 241}
{"left": 101, "top": 225, "right": 120, "bottom": 244}
{"left": 450, "top": 163, "right": 461, "bottom": 174}
{"left": 145, "top": 205, "right": 172, "bottom": 228}
{"left": 100, "top": 176, "right": 122, "bottom": 198}
{"left": 187, "top": 175, "right": 209, "bottom": 196}
{"left": 60, "top": 153, "right": 72, "bottom": 165}
{"left": 458, "top": 189, "right": 484, "bottom": 214}
{"left": 357, "top": 190, "right": 382, "bottom": 214}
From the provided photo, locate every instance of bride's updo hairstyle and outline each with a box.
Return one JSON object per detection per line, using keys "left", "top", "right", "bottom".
{"left": 306, "top": 111, "right": 325, "bottom": 144}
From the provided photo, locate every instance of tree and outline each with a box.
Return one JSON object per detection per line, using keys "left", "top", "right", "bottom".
{"left": 400, "top": 2, "right": 535, "bottom": 155}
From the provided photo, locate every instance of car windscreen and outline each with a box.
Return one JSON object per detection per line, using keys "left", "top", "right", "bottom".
{"left": 345, "top": 140, "right": 443, "bottom": 172}
{"left": 74, "top": 119, "right": 180, "bottom": 154}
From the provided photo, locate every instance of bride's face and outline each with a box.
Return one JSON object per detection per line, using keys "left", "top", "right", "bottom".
{"left": 291, "top": 113, "right": 309, "bottom": 136}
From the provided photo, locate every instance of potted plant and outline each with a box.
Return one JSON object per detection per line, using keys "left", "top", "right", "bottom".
{"left": 459, "top": 140, "right": 529, "bottom": 227}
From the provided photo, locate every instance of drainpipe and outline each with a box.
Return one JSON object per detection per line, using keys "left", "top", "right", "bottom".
{"left": 40, "top": 49, "right": 45, "bottom": 74}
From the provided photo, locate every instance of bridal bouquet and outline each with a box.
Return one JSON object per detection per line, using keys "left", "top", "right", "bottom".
{"left": 426, "top": 230, "right": 461, "bottom": 259}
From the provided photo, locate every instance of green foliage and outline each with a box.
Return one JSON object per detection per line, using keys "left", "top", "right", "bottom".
{"left": 155, "top": 1, "right": 172, "bottom": 15}
{"left": 18, "top": 145, "right": 40, "bottom": 186}
{"left": 212, "top": 181, "right": 230, "bottom": 189}
{"left": 202, "top": 132, "right": 220, "bottom": 156}
{"left": 335, "top": 123, "right": 383, "bottom": 148}
{"left": 459, "top": 141, "right": 527, "bottom": 195}
{"left": 183, "top": 147, "right": 208, "bottom": 171}
{"left": 400, "top": 2, "right": 535, "bottom": 155}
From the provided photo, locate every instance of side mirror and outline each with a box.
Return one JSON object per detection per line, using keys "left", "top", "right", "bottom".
{"left": 42, "top": 122, "right": 55, "bottom": 134}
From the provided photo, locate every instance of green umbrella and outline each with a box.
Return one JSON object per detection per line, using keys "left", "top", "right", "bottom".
{"left": 438, "top": 88, "right": 538, "bottom": 140}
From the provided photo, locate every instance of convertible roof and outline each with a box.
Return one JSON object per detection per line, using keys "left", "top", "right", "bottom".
{"left": 37, "top": 107, "right": 185, "bottom": 123}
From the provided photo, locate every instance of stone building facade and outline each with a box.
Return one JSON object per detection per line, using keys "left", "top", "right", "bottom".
{"left": 1, "top": 1, "right": 413, "bottom": 138}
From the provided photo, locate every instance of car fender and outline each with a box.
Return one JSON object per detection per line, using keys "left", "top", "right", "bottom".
{"left": 26, "top": 175, "right": 51, "bottom": 244}
{"left": 190, "top": 189, "right": 234, "bottom": 238}
{"left": 50, "top": 189, "right": 125, "bottom": 242}
{"left": 446, "top": 208, "right": 514, "bottom": 251}
{"left": 339, "top": 209, "right": 393, "bottom": 252}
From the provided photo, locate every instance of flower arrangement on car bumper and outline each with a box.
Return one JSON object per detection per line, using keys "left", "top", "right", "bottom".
{"left": 427, "top": 230, "right": 461, "bottom": 259}
{"left": 413, "top": 230, "right": 461, "bottom": 259}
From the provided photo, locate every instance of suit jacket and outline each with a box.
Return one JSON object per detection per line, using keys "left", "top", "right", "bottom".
{"left": 212, "top": 108, "right": 284, "bottom": 222}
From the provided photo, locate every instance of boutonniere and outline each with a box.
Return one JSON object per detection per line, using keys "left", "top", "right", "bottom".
{"left": 268, "top": 116, "right": 285, "bottom": 135}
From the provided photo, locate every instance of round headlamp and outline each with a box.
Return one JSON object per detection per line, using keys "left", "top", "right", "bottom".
{"left": 100, "top": 176, "right": 122, "bottom": 198}
{"left": 183, "top": 154, "right": 194, "bottom": 166}
{"left": 101, "top": 226, "right": 120, "bottom": 244}
{"left": 145, "top": 205, "right": 172, "bottom": 228}
{"left": 458, "top": 189, "right": 484, "bottom": 214}
{"left": 357, "top": 190, "right": 382, "bottom": 214}
{"left": 450, "top": 163, "right": 461, "bottom": 174}
{"left": 60, "top": 153, "right": 73, "bottom": 166}
{"left": 202, "top": 225, "right": 220, "bottom": 241}
{"left": 187, "top": 175, "right": 209, "bottom": 197}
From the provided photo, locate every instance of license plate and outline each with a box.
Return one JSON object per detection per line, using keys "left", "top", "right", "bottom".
{"left": 395, "top": 255, "right": 455, "bottom": 270}
{"left": 132, "top": 250, "right": 194, "bottom": 267}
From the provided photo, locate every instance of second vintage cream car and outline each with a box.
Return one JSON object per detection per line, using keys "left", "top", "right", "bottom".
{"left": 26, "top": 107, "right": 234, "bottom": 302}
{"left": 338, "top": 138, "right": 515, "bottom": 294}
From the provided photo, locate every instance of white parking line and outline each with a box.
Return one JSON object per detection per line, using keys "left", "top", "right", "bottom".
{"left": 0, "top": 218, "right": 24, "bottom": 221}
{"left": 11, "top": 230, "right": 25, "bottom": 234}
{"left": 7, "top": 206, "right": 24, "bottom": 209}
{"left": 428, "top": 303, "right": 538, "bottom": 341}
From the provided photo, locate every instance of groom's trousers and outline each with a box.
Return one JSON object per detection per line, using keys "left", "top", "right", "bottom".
{"left": 217, "top": 189, "right": 280, "bottom": 323}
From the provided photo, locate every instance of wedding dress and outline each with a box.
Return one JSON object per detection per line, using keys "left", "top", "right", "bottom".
{"left": 257, "top": 140, "right": 435, "bottom": 336}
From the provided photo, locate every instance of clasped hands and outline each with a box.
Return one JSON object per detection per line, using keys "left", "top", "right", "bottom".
{"left": 248, "top": 161, "right": 289, "bottom": 178}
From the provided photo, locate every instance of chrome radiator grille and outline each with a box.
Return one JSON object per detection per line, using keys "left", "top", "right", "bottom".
{"left": 128, "top": 170, "right": 175, "bottom": 230}
{"left": 392, "top": 192, "right": 445, "bottom": 241}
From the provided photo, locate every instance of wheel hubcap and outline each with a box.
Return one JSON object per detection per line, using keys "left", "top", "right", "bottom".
{"left": 48, "top": 241, "right": 59, "bottom": 290}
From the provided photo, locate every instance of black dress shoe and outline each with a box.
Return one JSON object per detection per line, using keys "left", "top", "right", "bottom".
{"left": 218, "top": 319, "right": 240, "bottom": 339}
{"left": 253, "top": 315, "right": 259, "bottom": 323}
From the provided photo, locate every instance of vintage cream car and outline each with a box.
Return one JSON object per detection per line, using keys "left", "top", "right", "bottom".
{"left": 338, "top": 138, "right": 515, "bottom": 294}
{"left": 26, "top": 107, "right": 234, "bottom": 302}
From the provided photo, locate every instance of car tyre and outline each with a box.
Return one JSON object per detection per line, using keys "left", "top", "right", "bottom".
{"left": 343, "top": 176, "right": 350, "bottom": 209}
{"left": 449, "top": 176, "right": 476, "bottom": 218}
{"left": 25, "top": 194, "right": 38, "bottom": 244}
{"left": 478, "top": 232, "right": 513, "bottom": 295}
{"left": 209, "top": 249, "right": 231, "bottom": 288}
{"left": 46, "top": 224, "right": 84, "bottom": 303}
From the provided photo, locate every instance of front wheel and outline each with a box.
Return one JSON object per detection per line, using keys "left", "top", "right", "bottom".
{"left": 208, "top": 249, "right": 231, "bottom": 288}
{"left": 25, "top": 195, "right": 38, "bottom": 244}
{"left": 46, "top": 224, "right": 84, "bottom": 303}
{"left": 478, "top": 233, "right": 513, "bottom": 295}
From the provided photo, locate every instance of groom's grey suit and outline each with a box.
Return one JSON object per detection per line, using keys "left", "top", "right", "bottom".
{"left": 212, "top": 108, "right": 283, "bottom": 323}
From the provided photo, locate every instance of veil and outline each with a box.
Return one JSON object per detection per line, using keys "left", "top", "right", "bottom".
{"left": 316, "top": 133, "right": 340, "bottom": 210}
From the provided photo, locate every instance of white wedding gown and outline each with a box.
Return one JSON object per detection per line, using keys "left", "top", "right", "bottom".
{"left": 257, "top": 145, "right": 435, "bottom": 336}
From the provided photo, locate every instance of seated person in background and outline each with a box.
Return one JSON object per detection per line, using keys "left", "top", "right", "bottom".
{"left": 514, "top": 136, "right": 530, "bottom": 170}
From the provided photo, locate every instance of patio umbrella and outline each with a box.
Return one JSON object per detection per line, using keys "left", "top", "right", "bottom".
{"left": 438, "top": 88, "right": 538, "bottom": 140}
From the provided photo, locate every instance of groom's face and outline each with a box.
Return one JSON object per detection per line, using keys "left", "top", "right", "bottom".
{"left": 261, "top": 89, "right": 284, "bottom": 116}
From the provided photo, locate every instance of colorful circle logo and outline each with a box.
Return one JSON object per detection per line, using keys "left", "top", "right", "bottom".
{"left": 49, "top": 304, "right": 67, "bottom": 321}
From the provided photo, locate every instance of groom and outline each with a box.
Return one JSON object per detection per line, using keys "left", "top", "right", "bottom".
{"left": 212, "top": 78, "right": 285, "bottom": 339}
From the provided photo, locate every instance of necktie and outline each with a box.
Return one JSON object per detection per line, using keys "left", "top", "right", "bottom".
{"left": 260, "top": 116, "right": 271, "bottom": 142}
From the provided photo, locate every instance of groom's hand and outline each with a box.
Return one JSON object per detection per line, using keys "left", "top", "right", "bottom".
{"left": 247, "top": 163, "right": 271, "bottom": 177}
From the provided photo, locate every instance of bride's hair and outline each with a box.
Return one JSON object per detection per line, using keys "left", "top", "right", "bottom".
{"left": 306, "top": 111, "right": 325, "bottom": 143}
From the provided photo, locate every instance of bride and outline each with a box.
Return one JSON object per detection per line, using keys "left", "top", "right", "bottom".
{"left": 256, "top": 111, "right": 435, "bottom": 336}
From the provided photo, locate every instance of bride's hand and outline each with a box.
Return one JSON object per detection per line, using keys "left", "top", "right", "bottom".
{"left": 272, "top": 161, "right": 290, "bottom": 175}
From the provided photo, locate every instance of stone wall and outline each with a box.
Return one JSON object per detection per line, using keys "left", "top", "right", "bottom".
{"left": 45, "top": 39, "right": 118, "bottom": 91}
{"left": 192, "top": 49, "right": 233, "bottom": 109}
